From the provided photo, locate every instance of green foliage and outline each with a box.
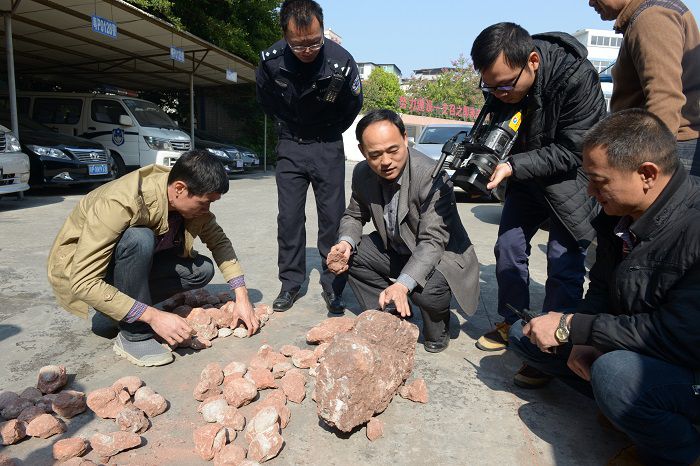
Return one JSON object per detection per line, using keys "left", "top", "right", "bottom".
{"left": 361, "top": 68, "right": 403, "bottom": 113}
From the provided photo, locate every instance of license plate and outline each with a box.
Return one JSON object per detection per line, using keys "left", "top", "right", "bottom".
{"left": 236, "top": 161, "right": 243, "bottom": 168}
{"left": 88, "top": 164, "right": 109, "bottom": 175}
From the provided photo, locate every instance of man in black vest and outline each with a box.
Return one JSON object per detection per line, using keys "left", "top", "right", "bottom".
{"left": 256, "top": 0, "right": 363, "bottom": 313}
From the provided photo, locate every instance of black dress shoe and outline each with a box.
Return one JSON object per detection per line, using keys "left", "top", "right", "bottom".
{"left": 321, "top": 291, "right": 345, "bottom": 315}
{"left": 273, "top": 289, "right": 299, "bottom": 312}
{"left": 423, "top": 332, "right": 450, "bottom": 353}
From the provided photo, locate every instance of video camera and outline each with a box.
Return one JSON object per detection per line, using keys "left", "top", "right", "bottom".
{"left": 431, "top": 96, "right": 522, "bottom": 201}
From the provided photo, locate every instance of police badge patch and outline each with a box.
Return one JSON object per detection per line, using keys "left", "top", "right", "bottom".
{"left": 351, "top": 74, "right": 362, "bottom": 96}
{"left": 112, "top": 128, "right": 124, "bottom": 146}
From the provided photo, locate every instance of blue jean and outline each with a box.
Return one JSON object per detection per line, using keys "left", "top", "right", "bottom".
{"left": 509, "top": 322, "right": 700, "bottom": 465}
{"left": 678, "top": 138, "right": 700, "bottom": 178}
{"left": 104, "top": 227, "right": 215, "bottom": 341}
{"left": 495, "top": 182, "right": 586, "bottom": 324}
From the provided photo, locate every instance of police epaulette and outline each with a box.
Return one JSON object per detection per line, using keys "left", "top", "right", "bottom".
{"left": 261, "top": 45, "right": 282, "bottom": 62}
{"left": 327, "top": 59, "right": 352, "bottom": 77}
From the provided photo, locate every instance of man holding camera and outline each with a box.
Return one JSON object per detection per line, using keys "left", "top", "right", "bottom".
{"left": 256, "top": 0, "right": 363, "bottom": 314}
{"left": 510, "top": 109, "right": 700, "bottom": 465}
{"left": 470, "top": 23, "right": 606, "bottom": 388}
{"left": 327, "top": 110, "right": 480, "bottom": 353}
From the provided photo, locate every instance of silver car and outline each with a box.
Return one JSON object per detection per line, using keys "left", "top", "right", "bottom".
{"left": 0, "top": 125, "right": 30, "bottom": 198}
{"left": 411, "top": 123, "right": 473, "bottom": 160}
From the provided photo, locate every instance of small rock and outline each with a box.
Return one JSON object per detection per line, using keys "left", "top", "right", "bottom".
{"left": 291, "top": 350, "right": 317, "bottom": 369}
{"left": 133, "top": 386, "right": 168, "bottom": 417}
{"left": 36, "top": 365, "right": 68, "bottom": 394}
{"left": 187, "top": 308, "right": 219, "bottom": 340}
{"left": 272, "top": 362, "right": 293, "bottom": 379}
{"left": 308, "top": 366, "right": 318, "bottom": 377}
{"left": 223, "top": 378, "right": 257, "bottom": 408}
{"left": 251, "top": 395, "right": 290, "bottom": 429}
{"left": 193, "top": 424, "right": 226, "bottom": 461}
{"left": 201, "top": 363, "right": 225, "bottom": 388}
{"left": 244, "top": 369, "right": 277, "bottom": 390}
{"left": 53, "top": 437, "right": 89, "bottom": 462}
{"left": 190, "top": 336, "right": 213, "bottom": 349}
{"left": 366, "top": 418, "right": 384, "bottom": 441}
{"left": 279, "top": 345, "right": 300, "bottom": 357}
{"left": 218, "top": 328, "right": 233, "bottom": 338}
{"left": 86, "top": 387, "right": 124, "bottom": 419}
{"left": 201, "top": 398, "right": 229, "bottom": 423}
{"left": 214, "top": 443, "right": 247, "bottom": 466}
{"left": 26, "top": 414, "right": 66, "bottom": 438}
{"left": 306, "top": 317, "right": 356, "bottom": 344}
{"left": 248, "top": 429, "right": 284, "bottom": 463}
{"left": 19, "top": 387, "right": 43, "bottom": 403}
{"left": 257, "top": 347, "right": 287, "bottom": 368}
{"left": 232, "top": 327, "right": 248, "bottom": 338}
{"left": 223, "top": 361, "right": 247, "bottom": 377}
{"left": 90, "top": 431, "right": 142, "bottom": 458}
{"left": 198, "top": 394, "right": 226, "bottom": 413}
{"left": 116, "top": 406, "right": 150, "bottom": 433}
{"left": 53, "top": 390, "right": 87, "bottom": 418}
{"left": 279, "top": 371, "right": 306, "bottom": 404}
{"left": 255, "top": 308, "right": 270, "bottom": 324}
{"left": 1, "top": 397, "right": 33, "bottom": 420}
{"left": 398, "top": 379, "right": 429, "bottom": 404}
{"left": 223, "top": 374, "right": 243, "bottom": 385}
{"left": 111, "top": 376, "right": 143, "bottom": 395}
{"left": 327, "top": 249, "right": 348, "bottom": 274}
{"left": 219, "top": 406, "right": 246, "bottom": 431}
{"left": 117, "top": 388, "right": 132, "bottom": 405}
{"left": 244, "top": 406, "right": 279, "bottom": 444}
{"left": 193, "top": 379, "right": 222, "bottom": 402}
{"left": 17, "top": 406, "right": 47, "bottom": 424}
{"left": 0, "top": 419, "right": 26, "bottom": 445}
{"left": 209, "top": 307, "right": 234, "bottom": 328}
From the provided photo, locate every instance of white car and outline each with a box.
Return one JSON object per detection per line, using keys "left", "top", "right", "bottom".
{"left": 411, "top": 123, "right": 473, "bottom": 160}
{"left": 0, "top": 125, "right": 30, "bottom": 197}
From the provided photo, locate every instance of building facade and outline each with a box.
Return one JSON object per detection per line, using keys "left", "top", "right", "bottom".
{"left": 357, "top": 62, "right": 402, "bottom": 81}
{"left": 572, "top": 28, "right": 623, "bottom": 111}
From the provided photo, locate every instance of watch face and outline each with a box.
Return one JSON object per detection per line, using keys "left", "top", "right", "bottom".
{"left": 555, "top": 327, "right": 570, "bottom": 342}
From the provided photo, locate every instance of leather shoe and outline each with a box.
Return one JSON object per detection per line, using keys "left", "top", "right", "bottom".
{"left": 321, "top": 291, "right": 345, "bottom": 315}
{"left": 273, "top": 289, "right": 299, "bottom": 312}
{"left": 423, "top": 332, "right": 450, "bottom": 353}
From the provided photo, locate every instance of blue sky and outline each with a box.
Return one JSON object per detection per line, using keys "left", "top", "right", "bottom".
{"left": 322, "top": 0, "right": 700, "bottom": 77}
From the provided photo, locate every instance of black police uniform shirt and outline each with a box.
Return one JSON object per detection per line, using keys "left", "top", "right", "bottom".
{"left": 255, "top": 38, "right": 363, "bottom": 141}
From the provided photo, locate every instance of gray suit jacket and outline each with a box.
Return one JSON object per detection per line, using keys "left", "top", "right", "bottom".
{"left": 339, "top": 149, "right": 480, "bottom": 315}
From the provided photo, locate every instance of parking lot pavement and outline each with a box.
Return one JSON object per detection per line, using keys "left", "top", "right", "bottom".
{"left": 0, "top": 165, "right": 627, "bottom": 465}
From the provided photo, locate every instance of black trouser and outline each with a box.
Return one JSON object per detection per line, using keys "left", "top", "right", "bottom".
{"left": 104, "top": 226, "right": 215, "bottom": 341}
{"left": 275, "top": 137, "right": 347, "bottom": 295}
{"left": 347, "top": 232, "right": 452, "bottom": 342}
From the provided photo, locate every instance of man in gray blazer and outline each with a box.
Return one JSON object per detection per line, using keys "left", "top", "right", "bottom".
{"left": 327, "top": 109, "right": 480, "bottom": 353}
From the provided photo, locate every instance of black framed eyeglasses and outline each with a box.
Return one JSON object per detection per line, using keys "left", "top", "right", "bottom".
{"left": 479, "top": 61, "right": 528, "bottom": 93}
{"left": 288, "top": 37, "right": 325, "bottom": 53}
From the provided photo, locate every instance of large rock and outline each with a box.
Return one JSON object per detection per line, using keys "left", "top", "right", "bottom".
{"left": 19, "top": 387, "right": 43, "bottom": 402}
{"left": 53, "top": 437, "right": 89, "bottom": 462}
{"left": 36, "top": 365, "right": 68, "bottom": 394}
{"left": 17, "top": 406, "right": 48, "bottom": 424}
{"left": 223, "top": 378, "right": 257, "bottom": 408}
{"left": 306, "top": 316, "right": 356, "bottom": 344}
{"left": 201, "top": 363, "right": 225, "bottom": 388}
{"left": 315, "top": 310, "right": 419, "bottom": 432}
{"left": 247, "top": 429, "right": 284, "bottom": 463}
{"left": 193, "top": 424, "right": 226, "bottom": 461}
{"left": 1, "top": 397, "right": 33, "bottom": 420}
{"left": 133, "top": 386, "right": 168, "bottom": 417}
{"left": 86, "top": 387, "right": 125, "bottom": 419}
{"left": 0, "top": 420, "right": 26, "bottom": 445}
{"left": 52, "top": 390, "right": 87, "bottom": 418}
{"left": 201, "top": 398, "right": 229, "bottom": 423}
{"left": 244, "top": 369, "right": 277, "bottom": 390}
{"left": 90, "top": 431, "right": 141, "bottom": 458}
{"left": 25, "top": 414, "right": 66, "bottom": 438}
{"left": 279, "top": 370, "right": 306, "bottom": 404}
{"left": 187, "top": 308, "right": 218, "bottom": 340}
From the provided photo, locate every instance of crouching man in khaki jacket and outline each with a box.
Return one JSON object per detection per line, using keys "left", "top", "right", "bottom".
{"left": 48, "top": 150, "right": 259, "bottom": 367}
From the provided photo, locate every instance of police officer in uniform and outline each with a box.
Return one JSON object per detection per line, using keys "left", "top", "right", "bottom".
{"left": 256, "top": 0, "right": 363, "bottom": 313}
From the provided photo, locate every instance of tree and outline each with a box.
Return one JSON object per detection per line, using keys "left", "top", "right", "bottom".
{"left": 361, "top": 67, "right": 403, "bottom": 113}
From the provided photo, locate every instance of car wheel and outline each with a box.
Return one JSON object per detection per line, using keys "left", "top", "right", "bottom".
{"left": 110, "top": 151, "right": 127, "bottom": 178}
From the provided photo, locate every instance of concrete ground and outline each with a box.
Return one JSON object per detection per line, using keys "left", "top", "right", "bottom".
{"left": 0, "top": 163, "right": 627, "bottom": 465}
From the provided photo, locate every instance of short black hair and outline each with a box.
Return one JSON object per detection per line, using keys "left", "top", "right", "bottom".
{"left": 168, "top": 149, "right": 230, "bottom": 196}
{"left": 471, "top": 22, "right": 534, "bottom": 71}
{"left": 280, "top": 0, "right": 324, "bottom": 33}
{"left": 355, "top": 109, "right": 406, "bottom": 145}
{"left": 583, "top": 109, "right": 679, "bottom": 174}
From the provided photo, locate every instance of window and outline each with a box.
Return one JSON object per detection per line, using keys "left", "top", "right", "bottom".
{"left": 591, "top": 35, "right": 622, "bottom": 48}
{"left": 590, "top": 59, "right": 614, "bottom": 75}
{"left": 32, "top": 98, "right": 82, "bottom": 125}
{"left": 91, "top": 99, "right": 128, "bottom": 124}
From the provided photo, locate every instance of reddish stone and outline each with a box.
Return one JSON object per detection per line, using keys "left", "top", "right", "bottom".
{"left": 223, "top": 374, "right": 243, "bottom": 385}
{"left": 223, "top": 361, "right": 247, "bottom": 378}
{"left": 133, "top": 386, "right": 168, "bottom": 417}
{"left": 208, "top": 307, "right": 234, "bottom": 328}
{"left": 255, "top": 304, "right": 273, "bottom": 316}
{"left": 244, "top": 406, "right": 279, "bottom": 443}
{"left": 112, "top": 376, "right": 143, "bottom": 395}
{"left": 315, "top": 310, "right": 419, "bottom": 432}
{"left": 90, "top": 431, "right": 142, "bottom": 458}
{"left": 25, "top": 413, "right": 66, "bottom": 438}
{"left": 172, "top": 305, "right": 193, "bottom": 318}
{"left": 247, "top": 428, "right": 284, "bottom": 463}
{"left": 327, "top": 249, "right": 348, "bottom": 274}
{"left": 214, "top": 443, "right": 247, "bottom": 466}
{"left": 187, "top": 307, "right": 218, "bottom": 340}
{"left": 279, "top": 345, "right": 300, "bottom": 357}
{"left": 0, "top": 454, "right": 18, "bottom": 466}
{"left": 86, "top": 387, "right": 124, "bottom": 419}
{"left": 193, "top": 379, "right": 223, "bottom": 402}
{"left": 0, "top": 420, "right": 26, "bottom": 445}
{"left": 272, "top": 361, "right": 293, "bottom": 379}
{"left": 116, "top": 406, "right": 150, "bottom": 433}
{"left": 248, "top": 355, "right": 270, "bottom": 371}
{"left": 398, "top": 379, "right": 429, "bottom": 404}
{"left": 36, "top": 365, "right": 68, "bottom": 394}
{"left": 313, "top": 342, "right": 331, "bottom": 360}
{"left": 219, "top": 406, "right": 246, "bottom": 431}
{"left": 257, "top": 345, "right": 287, "bottom": 366}
{"left": 60, "top": 458, "right": 97, "bottom": 466}
{"left": 201, "top": 363, "right": 225, "bottom": 388}
{"left": 19, "top": 387, "right": 43, "bottom": 402}
{"left": 193, "top": 424, "right": 226, "bottom": 461}
{"left": 53, "top": 390, "right": 87, "bottom": 418}
{"left": 53, "top": 437, "right": 89, "bottom": 462}
{"left": 306, "top": 316, "right": 356, "bottom": 344}
{"left": 223, "top": 378, "right": 258, "bottom": 408}
{"left": 117, "top": 388, "right": 131, "bottom": 405}
{"left": 198, "top": 394, "right": 226, "bottom": 413}
{"left": 17, "top": 406, "right": 47, "bottom": 424}
{"left": 1, "top": 397, "right": 33, "bottom": 419}
{"left": 366, "top": 418, "right": 384, "bottom": 441}
{"left": 291, "top": 349, "right": 317, "bottom": 369}
{"left": 254, "top": 307, "right": 270, "bottom": 324}
{"left": 244, "top": 369, "right": 277, "bottom": 390}
{"left": 251, "top": 395, "right": 291, "bottom": 429}
{"left": 279, "top": 371, "right": 306, "bottom": 404}
{"left": 189, "top": 336, "right": 213, "bottom": 349}
{"left": 201, "top": 398, "right": 229, "bottom": 423}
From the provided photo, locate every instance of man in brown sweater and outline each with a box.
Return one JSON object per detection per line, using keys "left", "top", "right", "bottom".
{"left": 588, "top": 0, "right": 700, "bottom": 176}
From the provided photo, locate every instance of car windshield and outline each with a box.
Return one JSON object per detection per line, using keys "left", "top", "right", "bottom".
{"left": 418, "top": 126, "right": 470, "bottom": 144}
{"left": 123, "top": 99, "right": 178, "bottom": 129}
{"left": 0, "top": 113, "right": 54, "bottom": 132}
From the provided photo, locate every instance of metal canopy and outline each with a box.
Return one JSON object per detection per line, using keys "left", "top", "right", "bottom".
{"left": 0, "top": 0, "right": 257, "bottom": 90}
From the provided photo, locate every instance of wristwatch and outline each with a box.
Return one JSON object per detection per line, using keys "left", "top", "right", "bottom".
{"left": 554, "top": 314, "right": 570, "bottom": 344}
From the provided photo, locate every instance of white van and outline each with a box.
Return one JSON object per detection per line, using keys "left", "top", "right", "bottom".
{"left": 17, "top": 92, "right": 191, "bottom": 176}
{"left": 0, "top": 124, "right": 30, "bottom": 197}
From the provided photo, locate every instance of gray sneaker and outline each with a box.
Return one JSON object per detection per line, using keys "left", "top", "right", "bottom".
{"left": 113, "top": 333, "right": 174, "bottom": 367}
